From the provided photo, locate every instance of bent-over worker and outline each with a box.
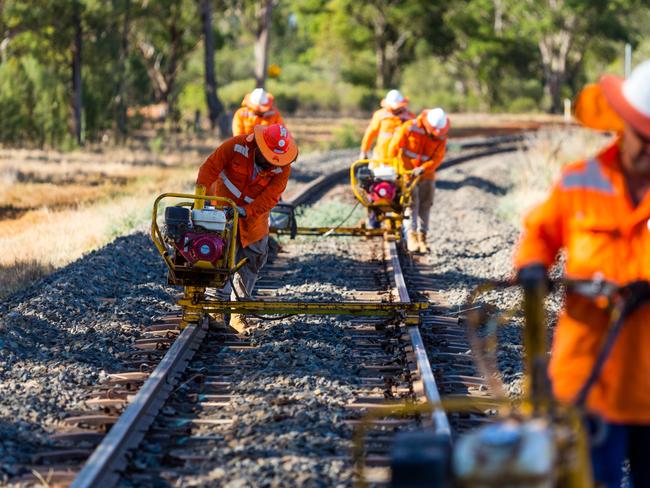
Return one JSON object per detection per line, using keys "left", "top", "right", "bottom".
{"left": 197, "top": 124, "right": 298, "bottom": 332}
{"left": 388, "top": 108, "right": 449, "bottom": 253}
{"left": 514, "top": 60, "right": 650, "bottom": 487}
{"left": 360, "top": 89, "right": 415, "bottom": 162}
{"left": 232, "top": 88, "right": 285, "bottom": 136}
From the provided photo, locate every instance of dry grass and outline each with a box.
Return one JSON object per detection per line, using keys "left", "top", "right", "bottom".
{"left": 0, "top": 142, "right": 200, "bottom": 299}
{"left": 499, "top": 126, "right": 614, "bottom": 224}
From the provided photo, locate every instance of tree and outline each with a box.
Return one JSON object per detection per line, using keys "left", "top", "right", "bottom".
{"left": 229, "top": 0, "right": 278, "bottom": 88}
{"left": 338, "top": 0, "right": 452, "bottom": 89}
{"left": 133, "top": 0, "right": 200, "bottom": 126}
{"left": 199, "top": 0, "right": 228, "bottom": 135}
{"left": 508, "top": 0, "right": 639, "bottom": 113}
{"left": 71, "top": 0, "right": 83, "bottom": 144}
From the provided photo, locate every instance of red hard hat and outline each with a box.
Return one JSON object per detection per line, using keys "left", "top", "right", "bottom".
{"left": 254, "top": 124, "right": 298, "bottom": 167}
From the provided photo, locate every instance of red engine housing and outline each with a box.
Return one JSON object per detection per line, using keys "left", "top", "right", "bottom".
{"left": 369, "top": 181, "right": 397, "bottom": 203}
{"left": 177, "top": 232, "right": 226, "bottom": 266}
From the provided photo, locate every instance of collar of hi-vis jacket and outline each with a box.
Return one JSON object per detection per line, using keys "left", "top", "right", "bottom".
{"left": 241, "top": 108, "right": 276, "bottom": 118}
{"left": 220, "top": 141, "right": 283, "bottom": 204}
{"left": 562, "top": 138, "right": 650, "bottom": 235}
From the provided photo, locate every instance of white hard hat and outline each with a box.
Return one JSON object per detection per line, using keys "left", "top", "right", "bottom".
{"left": 424, "top": 108, "right": 450, "bottom": 136}
{"left": 381, "top": 89, "right": 409, "bottom": 110}
{"left": 385, "top": 89, "right": 405, "bottom": 105}
{"left": 249, "top": 88, "right": 269, "bottom": 106}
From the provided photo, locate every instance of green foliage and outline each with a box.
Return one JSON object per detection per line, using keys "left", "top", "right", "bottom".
{"left": 331, "top": 122, "right": 363, "bottom": 149}
{"left": 1, "top": 0, "right": 650, "bottom": 146}
{"left": 0, "top": 56, "right": 69, "bottom": 146}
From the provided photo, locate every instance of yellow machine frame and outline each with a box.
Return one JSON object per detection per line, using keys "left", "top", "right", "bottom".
{"left": 352, "top": 283, "right": 594, "bottom": 487}
{"left": 350, "top": 157, "right": 434, "bottom": 235}
{"left": 152, "top": 189, "right": 249, "bottom": 327}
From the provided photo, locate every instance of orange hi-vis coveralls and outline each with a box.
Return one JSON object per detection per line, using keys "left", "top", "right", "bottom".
{"left": 361, "top": 108, "right": 415, "bottom": 160}
{"left": 387, "top": 113, "right": 447, "bottom": 180}
{"left": 515, "top": 140, "right": 650, "bottom": 423}
{"left": 197, "top": 134, "right": 290, "bottom": 248}
{"left": 232, "top": 106, "right": 284, "bottom": 136}
{"left": 387, "top": 113, "right": 447, "bottom": 234}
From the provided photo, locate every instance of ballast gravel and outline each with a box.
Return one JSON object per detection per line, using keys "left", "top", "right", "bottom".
{"left": 0, "top": 232, "right": 178, "bottom": 480}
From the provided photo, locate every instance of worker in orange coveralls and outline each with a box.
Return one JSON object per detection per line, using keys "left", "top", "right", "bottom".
{"left": 232, "top": 88, "right": 285, "bottom": 136}
{"left": 360, "top": 89, "right": 415, "bottom": 161}
{"left": 388, "top": 108, "right": 449, "bottom": 253}
{"left": 196, "top": 124, "right": 298, "bottom": 332}
{"left": 514, "top": 60, "right": 650, "bottom": 487}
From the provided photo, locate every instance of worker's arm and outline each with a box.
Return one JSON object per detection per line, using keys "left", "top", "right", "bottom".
{"left": 426, "top": 139, "right": 447, "bottom": 172}
{"left": 244, "top": 167, "right": 291, "bottom": 218}
{"left": 386, "top": 124, "right": 407, "bottom": 158}
{"left": 232, "top": 109, "right": 246, "bottom": 136}
{"left": 360, "top": 113, "right": 381, "bottom": 153}
{"left": 196, "top": 138, "right": 237, "bottom": 188}
{"left": 514, "top": 185, "right": 565, "bottom": 270}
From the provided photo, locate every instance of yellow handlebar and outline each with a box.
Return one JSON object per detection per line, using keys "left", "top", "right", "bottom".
{"left": 194, "top": 184, "right": 206, "bottom": 210}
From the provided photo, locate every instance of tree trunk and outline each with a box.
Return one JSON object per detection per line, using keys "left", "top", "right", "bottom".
{"left": 115, "top": 0, "right": 130, "bottom": 141}
{"left": 200, "top": 0, "right": 228, "bottom": 136}
{"left": 538, "top": 30, "right": 572, "bottom": 114}
{"left": 254, "top": 0, "right": 273, "bottom": 88}
{"left": 166, "top": 16, "right": 180, "bottom": 129}
{"left": 375, "top": 42, "right": 386, "bottom": 90}
{"left": 71, "top": 0, "right": 83, "bottom": 145}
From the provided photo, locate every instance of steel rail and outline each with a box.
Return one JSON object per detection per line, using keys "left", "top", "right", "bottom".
{"left": 71, "top": 318, "right": 208, "bottom": 488}
{"left": 385, "top": 238, "right": 452, "bottom": 438}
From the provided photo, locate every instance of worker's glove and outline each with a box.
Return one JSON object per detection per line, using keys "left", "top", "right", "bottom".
{"left": 411, "top": 167, "right": 424, "bottom": 177}
{"left": 516, "top": 264, "right": 551, "bottom": 295}
{"left": 226, "top": 206, "right": 247, "bottom": 219}
{"left": 359, "top": 151, "right": 369, "bottom": 160}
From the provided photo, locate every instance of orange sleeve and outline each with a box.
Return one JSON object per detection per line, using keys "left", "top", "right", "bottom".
{"left": 245, "top": 167, "right": 291, "bottom": 218}
{"left": 425, "top": 139, "right": 446, "bottom": 172}
{"left": 514, "top": 184, "right": 565, "bottom": 269}
{"left": 196, "top": 138, "right": 236, "bottom": 188}
{"left": 232, "top": 108, "right": 246, "bottom": 136}
{"left": 361, "top": 112, "right": 381, "bottom": 152}
{"left": 387, "top": 123, "right": 407, "bottom": 158}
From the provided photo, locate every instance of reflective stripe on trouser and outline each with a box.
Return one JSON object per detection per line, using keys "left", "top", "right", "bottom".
{"left": 218, "top": 236, "right": 269, "bottom": 300}
{"left": 409, "top": 180, "right": 435, "bottom": 232}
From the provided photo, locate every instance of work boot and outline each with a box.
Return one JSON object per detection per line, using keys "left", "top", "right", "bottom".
{"left": 417, "top": 231, "right": 429, "bottom": 253}
{"left": 229, "top": 314, "right": 249, "bottom": 333}
{"left": 407, "top": 231, "right": 419, "bottom": 253}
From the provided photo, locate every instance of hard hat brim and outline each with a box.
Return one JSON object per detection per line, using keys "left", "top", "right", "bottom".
{"left": 574, "top": 83, "right": 625, "bottom": 133}
{"left": 422, "top": 116, "right": 449, "bottom": 137}
{"left": 243, "top": 92, "right": 274, "bottom": 113}
{"left": 254, "top": 125, "right": 298, "bottom": 167}
{"left": 380, "top": 98, "right": 409, "bottom": 110}
{"left": 600, "top": 75, "right": 650, "bottom": 139}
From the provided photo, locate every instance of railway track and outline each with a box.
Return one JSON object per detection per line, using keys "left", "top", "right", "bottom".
{"left": 14, "top": 137, "right": 514, "bottom": 487}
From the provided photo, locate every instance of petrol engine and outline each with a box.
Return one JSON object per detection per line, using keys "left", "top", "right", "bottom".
{"left": 357, "top": 164, "right": 399, "bottom": 206}
{"left": 162, "top": 204, "right": 232, "bottom": 287}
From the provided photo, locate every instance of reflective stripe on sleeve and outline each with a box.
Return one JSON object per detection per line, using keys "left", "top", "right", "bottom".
{"left": 220, "top": 171, "right": 242, "bottom": 198}
{"left": 403, "top": 149, "right": 431, "bottom": 161}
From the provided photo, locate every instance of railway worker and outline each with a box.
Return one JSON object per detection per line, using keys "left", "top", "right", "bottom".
{"left": 232, "top": 88, "right": 285, "bottom": 136}
{"left": 387, "top": 108, "right": 449, "bottom": 253}
{"left": 360, "top": 89, "right": 415, "bottom": 162}
{"left": 196, "top": 123, "right": 298, "bottom": 333}
{"left": 514, "top": 60, "right": 650, "bottom": 487}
